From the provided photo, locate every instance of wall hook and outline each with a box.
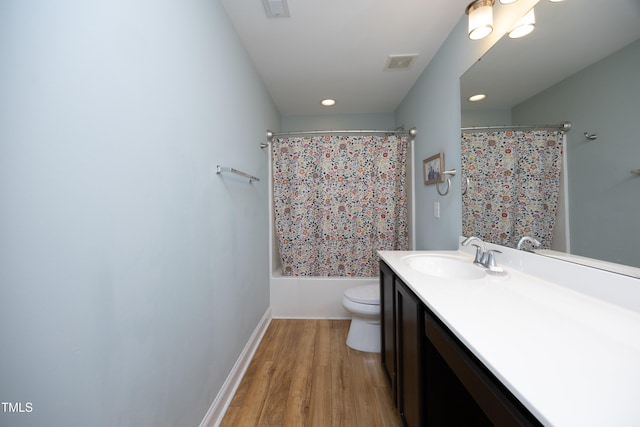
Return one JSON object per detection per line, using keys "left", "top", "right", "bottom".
{"left": 584, "top": 132, "right": 598, "bottom": 140}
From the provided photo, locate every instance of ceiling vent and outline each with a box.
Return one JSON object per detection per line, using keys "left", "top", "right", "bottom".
{"left": 262, "top": 0, "right": 290, "bottom": 18}
{"left": 384, "top": 54, "right": 418, "bottom": 71}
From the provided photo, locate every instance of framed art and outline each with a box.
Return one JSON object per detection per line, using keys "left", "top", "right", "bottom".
{"left": 423, "top": 153, "right": 444, "bottom": 185}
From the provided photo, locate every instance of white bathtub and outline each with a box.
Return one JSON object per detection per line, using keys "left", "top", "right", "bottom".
{"left": 270, "top": 269, "right": 379, "bottom": 319}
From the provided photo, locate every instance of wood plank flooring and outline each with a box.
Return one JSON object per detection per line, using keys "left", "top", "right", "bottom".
{"left": 220, "top": 319, "right": 402, "bottom": 427}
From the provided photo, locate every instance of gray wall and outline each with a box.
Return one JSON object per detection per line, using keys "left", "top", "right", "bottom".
{"left": 395, "top": 2, "right": 538, "bottom": 250}
{"left": 512, "top": 39, "right": 640, "bottom": 266}
{"left": 0, "top": 1, "right": 278, "bottom": 426}
{"left": 461, "top": 108, "right": 512, "bottom": 127}
{"left": 281, "top": 113, "right": 395, "bottom": 132}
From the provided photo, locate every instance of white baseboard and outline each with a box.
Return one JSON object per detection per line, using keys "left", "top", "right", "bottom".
{"left": 271, "top": 315, "right": 351, "bottom": 320}
{"left": 199, "top": 307, "right": 272, "bottom": 427}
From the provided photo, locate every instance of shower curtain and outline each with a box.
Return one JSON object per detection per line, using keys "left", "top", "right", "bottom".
{"left": 272, "top": 134, "right": 408, "bottom": 277}
{"left": 461, "top": 129, "right": 563, "bottom": 249}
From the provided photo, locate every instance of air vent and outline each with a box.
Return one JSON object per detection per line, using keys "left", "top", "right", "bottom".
{"left": 384, "top": 54, "right": 418, "bottom": 70}
{"left": 262, "top": 0, "right": 290, "bottom": 18}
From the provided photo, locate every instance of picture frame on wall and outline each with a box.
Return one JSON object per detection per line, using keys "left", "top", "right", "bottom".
{"left": 423, "top": 153, "right": 444, "bottom": 185}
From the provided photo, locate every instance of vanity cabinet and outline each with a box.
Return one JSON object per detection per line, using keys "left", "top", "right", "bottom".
{"left": 379, "top": 260, "right": 397, "bottom": 403}
{"left": 395, "top": 277, "right": 425, "bottom": 427}
{"left": 424, "top": 310, "right": 541, "bottom": 426}
{"left": 379, "top": 260, "right": 542, "bottom": 427}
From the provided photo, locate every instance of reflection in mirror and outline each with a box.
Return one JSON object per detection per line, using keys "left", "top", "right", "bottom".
{"left": 460, "top": 0, "right": 640, "bottom": 276}
{"left": 461, "top": 126, "right": 566, "bottom": 249}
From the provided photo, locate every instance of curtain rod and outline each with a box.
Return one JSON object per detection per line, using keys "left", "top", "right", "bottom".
{"left": 461, "top": 121, "right": 572, "bottom": 133}
{"left": 265, "top": 127, "right": 417, "bottom": 142}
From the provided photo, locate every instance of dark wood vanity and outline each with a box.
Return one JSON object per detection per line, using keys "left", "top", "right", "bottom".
{"left": 380, "top": 260, "right": 542, "bottom": 427}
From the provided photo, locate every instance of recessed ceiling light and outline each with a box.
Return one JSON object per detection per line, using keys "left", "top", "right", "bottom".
{"left": 321, "top": 99, "right": 336, "bottom": 107}
{"left": 468, "top": 94, "right": 487, "bottom": 102}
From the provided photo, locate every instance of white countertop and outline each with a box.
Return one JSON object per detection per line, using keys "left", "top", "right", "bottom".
{"left": 379, "top": 249, "right": 640, "bottom": 427}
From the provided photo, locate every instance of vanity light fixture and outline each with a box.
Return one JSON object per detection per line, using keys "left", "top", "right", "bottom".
{"left": 508, "top": 8, "right": 535, "bottom": 38}
{"left": 466, "top": 0, "right": 495, "bottom": 40}
{"left": 465, "top": 0, "right": 495, "bottom": 40}
{"left": 320, "top": 98, "right": 336, "bottom": 107}
{"left": 468, "top": 94, "right": 487, "bottom": 102}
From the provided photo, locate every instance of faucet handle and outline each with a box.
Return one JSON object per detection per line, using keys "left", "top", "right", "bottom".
{"left": 482, "top": 249, "right": 502, "bottom": 269}
{"left": 471, "top": 244, "right": 485, "bottom": 264}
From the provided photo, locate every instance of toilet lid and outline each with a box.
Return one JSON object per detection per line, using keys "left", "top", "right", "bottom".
{"left": 344, "top": 283, "right": 380, "bottom": 305}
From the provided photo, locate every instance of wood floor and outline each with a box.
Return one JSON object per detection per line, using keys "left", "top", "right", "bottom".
{"left": 220, "top": 319, "right": 402, "bottom": 427}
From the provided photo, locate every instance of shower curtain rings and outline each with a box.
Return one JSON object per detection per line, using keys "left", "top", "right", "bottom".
{"left": 436, "top": 170, "right": 457, "bottom": 196}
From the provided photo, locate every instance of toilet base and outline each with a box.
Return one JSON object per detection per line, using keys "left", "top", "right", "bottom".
{"left": 346, "top": 317, "right": 380, "bottom": 353}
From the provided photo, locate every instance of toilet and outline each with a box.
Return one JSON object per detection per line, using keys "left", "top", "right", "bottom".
{"left": 342, "top": 283, "right": 381, "bottom": 352}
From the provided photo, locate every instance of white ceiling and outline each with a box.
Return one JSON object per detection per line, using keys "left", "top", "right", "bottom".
{"left": 220, "top": 0, "right": 470, "bottom": 116}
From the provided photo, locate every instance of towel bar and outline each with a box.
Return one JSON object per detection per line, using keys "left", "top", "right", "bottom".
{"left": 216, "top": 165, "right": 260, "bottom": 183}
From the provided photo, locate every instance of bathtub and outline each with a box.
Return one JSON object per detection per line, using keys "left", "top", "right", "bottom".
{"left": 270, "top": 268, "right": 379, "bottom": 319}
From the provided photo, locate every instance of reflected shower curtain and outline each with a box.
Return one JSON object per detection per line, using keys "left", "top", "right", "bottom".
{"left": 461, "top": 129, "right": 563, "bottom": 248}
{"left": 272, "top": 134, "right": 408, "bottom": 276}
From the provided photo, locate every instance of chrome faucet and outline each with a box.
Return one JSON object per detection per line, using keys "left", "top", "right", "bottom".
{"left": 481, "top": 249, "right": 502, "bottom": 270}
{"left": 461, "top": 236, "right": 488, "bottom": 265}
{"left": 517, "top": 236, "right": 542, "bottom": 251}
{"left": 462, "top": 236, "right": 503, "bottom": 271}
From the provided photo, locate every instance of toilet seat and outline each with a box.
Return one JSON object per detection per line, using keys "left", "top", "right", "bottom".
{"left": 343, "top": 283, "right": 379, "bottom": 305}
{"left": 342, "top": 297, "right": 380, "bottom": 318}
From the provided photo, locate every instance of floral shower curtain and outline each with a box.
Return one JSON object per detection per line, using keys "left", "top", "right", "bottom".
{"left": 272, "top": 134, "right": 409, "bottom": 277}
{"left": 461, "top": 129, "right": 563, "bottom": 249}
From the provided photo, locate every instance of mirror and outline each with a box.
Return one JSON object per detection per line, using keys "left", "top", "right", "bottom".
{"left": 460, "top": 0, "right": 640, "bottom": 277}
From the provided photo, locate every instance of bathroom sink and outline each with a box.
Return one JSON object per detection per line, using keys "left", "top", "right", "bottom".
{"left": 402, "top": 254, "right": 486, "bottom": 280}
